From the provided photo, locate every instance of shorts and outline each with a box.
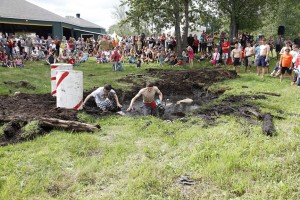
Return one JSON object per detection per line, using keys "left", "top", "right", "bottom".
{"left": 97, "top": 93, "right": 117, "bottom": 111}
{"left": 143, "top": 103, "right": 158, "bottom": 116}
{"left": 281, "top": 67, "right": 291, "bottom": 75}
{"left": 222, "top": 53, "right": 229, "bottom": 60}
{"left": 97, "top": 99, "right": 113, "bottom": 111}
{"left": 257, "top": 56, "right": 267, "bottom": 67}
{"left": 244, "top": 56, "right": 253, "bottom": 67}
{"left": 233, "top": 58, "right": 240, "bottom": 66}
{"left": 276, "top": 45, "right": 281, "bottom": 52}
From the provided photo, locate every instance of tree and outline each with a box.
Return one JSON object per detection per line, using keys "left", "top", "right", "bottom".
{"left": 122, "top": 0, "right": 201, "bottom": 54}
{"left": 204, "top": 0, "right": 271, "bottom": 41}
{"left": 107, "top": 4, "right": 136, "bottom": 37}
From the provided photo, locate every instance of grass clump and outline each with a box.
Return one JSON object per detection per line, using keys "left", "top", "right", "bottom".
{"left": 21, "top": 121, "right": 43, "bottom": 140}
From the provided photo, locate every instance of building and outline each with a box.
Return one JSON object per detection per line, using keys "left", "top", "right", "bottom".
{"left": 0, "top": 0, "right": 106, "bottom": 39}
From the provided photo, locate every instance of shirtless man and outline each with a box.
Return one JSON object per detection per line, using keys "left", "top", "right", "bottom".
{"left": 231, "top": 43, "right": 242, "bottom": 73}
{"left": 244, "top": 42, "right": 254, "bottom": 72}
{"left": 256, "top": 38, "right": 270, "bottom": 77}
{"left": 127, "top": 82, "right": 163, "bottom": 116}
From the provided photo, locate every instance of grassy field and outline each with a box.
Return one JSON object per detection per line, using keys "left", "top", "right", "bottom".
{"left": 0, "top": 58, "right": 300, "bottom": 199}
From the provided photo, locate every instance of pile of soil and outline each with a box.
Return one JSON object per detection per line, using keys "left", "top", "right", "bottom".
{"left": 119, "top": 68, "right": 237, "bottom": 97}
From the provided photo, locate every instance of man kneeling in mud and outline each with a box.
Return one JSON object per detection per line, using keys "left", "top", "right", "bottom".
{"left": 83, "top": 84, "right": 122, "bottom": 111}
{"left": 127, "top": 82, "right": 163, "bottom": 116}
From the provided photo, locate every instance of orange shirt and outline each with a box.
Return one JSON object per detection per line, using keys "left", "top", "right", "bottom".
{"left": 280, "top": 53, "right": 293, "bottom": 67}
{"left": 112, "top": 40, "right": 117, "bottom": 47}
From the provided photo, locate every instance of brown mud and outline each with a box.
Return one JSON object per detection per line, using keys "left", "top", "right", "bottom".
{"left": 0, "top": 67, "right": 277, "bottom": 145}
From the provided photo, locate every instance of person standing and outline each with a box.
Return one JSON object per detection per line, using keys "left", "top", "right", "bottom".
{"left": 244, "top": 42, "right": 254, "bottom": 72}
{"left": 83, "top": 84, "right": 122, "bottom": 111}
{"left": 192, "top": 35, "right": 199, "bottom": 54}
{"left": 186, "top": 46, "right": 194, "bottom": 68}
{"left": 187, "top": 34, "right": 194, "bottom": 48}
{"left": 221, "top": 38, "right": 230, "bottom": 65}
{"left": 231, "top": 43, "right": 242, "bottom": 73}
{"left": 256, "top": 38, "right": 270, "bottom": 77}
{"left": 279, "top": 48, "right": 293, "bottom": 83}
{"left": 127, "top": 82, "right": 163, "bottom": 116}
{"left": 293, "top": 33, "right": 300, "bottom": 46}
{"left": 275, "top": 35, "right": 284, "bottom": 59}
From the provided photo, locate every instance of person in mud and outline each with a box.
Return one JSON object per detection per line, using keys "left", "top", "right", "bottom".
{"left": 126, "top": 82, "right": 163, "bottom": 116}
{"left": 83, "top": 84, "right": 122, "bottom": 111}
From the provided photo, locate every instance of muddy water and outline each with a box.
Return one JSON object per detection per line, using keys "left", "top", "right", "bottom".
{"left": 119, "top": 94, "right": 205, "bottom": 120}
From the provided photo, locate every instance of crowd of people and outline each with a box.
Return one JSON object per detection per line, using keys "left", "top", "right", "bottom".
{"left": 1, "top": 30, "right": 300, "bottom": 84}
{"left": 0, "top": 34, "right": 94, "bottom": 67}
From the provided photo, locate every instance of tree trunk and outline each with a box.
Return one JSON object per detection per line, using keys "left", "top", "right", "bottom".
{"left": 182, "top": 0, "right": 189, "bottom": 50}
{"left": 174, "top": 2, "right": 182, "bottom": 55}
{"left": 39, "top": 118, "right": 101, "bottom": 132}
{"left": 0, "top": 116, "right": 101, "bottom": 132}
{"left": 229, "top": 1, "right": 238, "bottom": 42}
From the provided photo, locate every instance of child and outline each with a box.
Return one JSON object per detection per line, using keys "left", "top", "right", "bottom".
{"left": 67, "top": 56, "right": 76, "bottom": 66}
{"left": 211, "top": 48, "right": 220, "bottom": 66}
{"left": 186, "top": 46, "right": 194, "bottom": 68}
{"left": 270, "top": 61, "right": 281, "bottom": 77}
{"left": 136, "top": 57, "right": 141, "bottom": 68}
{"left": 158, "top": 50, "right": 165, "bottom": 65}
{"left": 182, "top": 49, "right": 188, "bottom": 67}
{"left": 2, "top": 55, "right": 9, "bottom": 67}
{"left": 129, "top": 54, "right": 136, "bottom": 64}
{"left": 15, "top": 57, "right": 24, "bottom": 68}
{"left": 292, "top": 54, "right": 300, "bottom": 85}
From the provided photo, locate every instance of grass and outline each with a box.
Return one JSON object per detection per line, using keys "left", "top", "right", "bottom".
{"left": 0, "top": 58, "right": 300, "bottom": 199}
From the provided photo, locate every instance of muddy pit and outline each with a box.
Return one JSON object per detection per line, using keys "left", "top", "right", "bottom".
{"left": 0, "top": 67, "right": 277, "bottom": 145}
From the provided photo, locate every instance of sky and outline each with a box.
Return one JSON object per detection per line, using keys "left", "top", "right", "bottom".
{"left": 26, "top": 0, "right": 121, "bottom": 30}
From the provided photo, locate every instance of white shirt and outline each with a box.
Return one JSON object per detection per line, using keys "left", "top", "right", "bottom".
{"left": 291, "top": 50, "right": 299, "bottom": 63}
{"left": 91, "top": 87, "right": 116, "bottom": 105}
{"left": 212, "top": 52, "right": 220, "bottom": 60}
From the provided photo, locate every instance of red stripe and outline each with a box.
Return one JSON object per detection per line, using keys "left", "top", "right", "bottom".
{"left": 74, "top": 100, "right": 83, "bottom": 110}
{"left": 51, "top": 90, "right": 56, "bottom": 96}
{"left": 51, "top": 65, "right": 58, "bottom": 69}
{"left": 51, "top": 77, "right": 56, "bottom": 80}
{"left": 56, "top": 71, "right": 69, "bottom": 88}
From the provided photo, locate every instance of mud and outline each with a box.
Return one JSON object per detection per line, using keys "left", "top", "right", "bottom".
{"left": 0, "top": 68, "right": 240, "bottom": 145}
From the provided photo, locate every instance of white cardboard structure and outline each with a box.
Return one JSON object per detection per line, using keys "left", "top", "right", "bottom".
{"left": 50, "top": 64, "right": 73, "bottom": 96}
{"left": 56, "top": 70, "right": 83, "bottom": 110}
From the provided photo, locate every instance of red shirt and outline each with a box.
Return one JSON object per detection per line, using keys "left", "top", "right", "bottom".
{"left": 68, "top": 58, "right": 75, "bottom": 64}
{"left": 222, "top": 42, "right": 230, "bottom": 53}
{"left": 111, "top": 52, "right": 121, "bottom": 62}
{"left": 193, "top": 39, "right": 199, "bottom": 47}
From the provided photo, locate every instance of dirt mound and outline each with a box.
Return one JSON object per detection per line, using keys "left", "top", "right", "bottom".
{"left": 0, "top": 93, "right": 78, "bottom": 121}
{"left": 119, "top": 68, "right": 237, "bottom": 97}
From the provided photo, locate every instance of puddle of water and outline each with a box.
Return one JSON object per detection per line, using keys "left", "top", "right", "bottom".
{"left": 120, "top": 95, "right": 200, "bottom": 119}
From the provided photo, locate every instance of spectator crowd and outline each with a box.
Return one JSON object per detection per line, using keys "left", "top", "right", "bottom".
{"left": 1, "top": 30, "right": 300, "bottom": 85}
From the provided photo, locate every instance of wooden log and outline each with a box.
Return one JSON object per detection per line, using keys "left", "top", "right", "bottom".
{"left": 39, "top": 118, "right": 100, "bottom": 132}
{"left": 262, "top": 113, "right": 275, "bottom": 136}
{"left": 0, "top": 115, "right": 100, "bottom": 132}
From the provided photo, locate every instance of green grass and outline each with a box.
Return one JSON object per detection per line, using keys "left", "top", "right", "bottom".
{"left": 0, "top": 58, "right": 300, "bottom": 199}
